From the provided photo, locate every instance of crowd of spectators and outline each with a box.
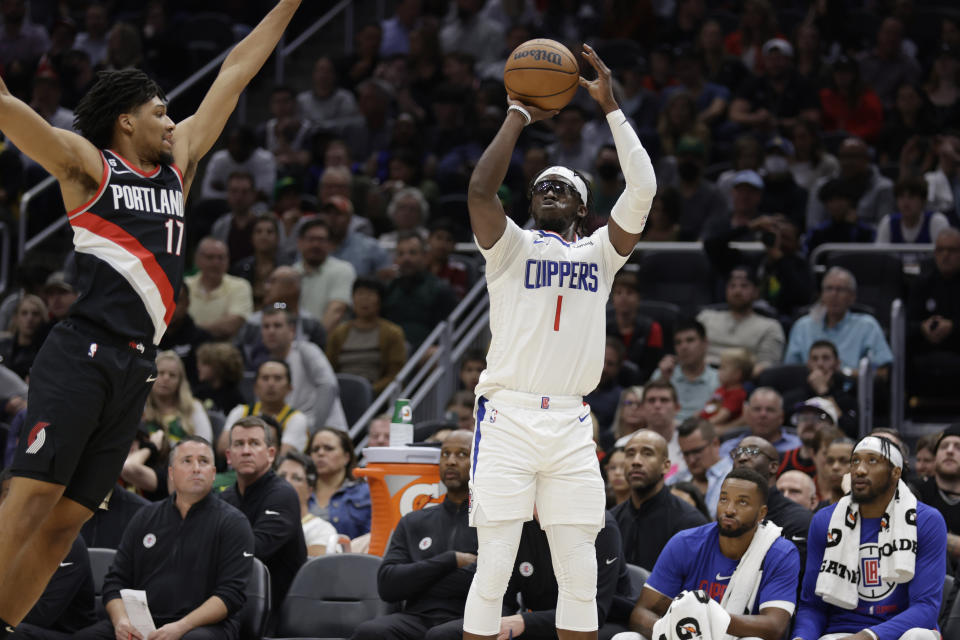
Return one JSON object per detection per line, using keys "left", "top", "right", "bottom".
{"left": 4, "top": 0, "right": 960, "bottom": 638}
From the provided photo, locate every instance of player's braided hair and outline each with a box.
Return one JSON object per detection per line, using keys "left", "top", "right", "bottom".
{"left": 74, "top": 69, "right": 166, "bottom": 149}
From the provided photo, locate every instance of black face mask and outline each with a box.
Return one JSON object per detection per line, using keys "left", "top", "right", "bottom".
{"left": 677, "top": 160, "right": 701, "bottom": 181}
{"left": 596, "top": 163, "right": 619, "bottom": 181}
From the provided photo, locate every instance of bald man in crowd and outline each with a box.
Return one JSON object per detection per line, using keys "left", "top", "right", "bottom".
{"left": 776, "top": 470, "right": 818, "bottom": 512}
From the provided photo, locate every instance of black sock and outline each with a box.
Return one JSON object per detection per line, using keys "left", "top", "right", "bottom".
{"left": 0, "top": 618, "right": 15, "bottom": 638}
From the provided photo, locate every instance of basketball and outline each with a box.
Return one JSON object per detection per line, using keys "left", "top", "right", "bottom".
{"left": 503, "top": 39, "right": 580, "bottom": 111}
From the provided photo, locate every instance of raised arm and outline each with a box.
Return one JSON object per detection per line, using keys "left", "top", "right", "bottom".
{"left": 0, "top": 74, "right": 102, "bottom": 206}
{"left": 173, "top": 0, "right": 302, "bottom": 191}
{"left": 468, "top": 101, "right": 555, "bottom": 249}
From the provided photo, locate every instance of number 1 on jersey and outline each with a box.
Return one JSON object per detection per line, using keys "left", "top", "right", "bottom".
{"left": 164, "top": 219, "right": 184, "bottom": 256}
{"left": 553, "top": 295, "right": 563, "bottom": 331}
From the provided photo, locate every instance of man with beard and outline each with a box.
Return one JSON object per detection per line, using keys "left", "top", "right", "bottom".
{"left": 778, "top": 397, "right": 839, "bottom": 477}
{"left": 616, "top": 468, "right": 799, "bottom": 640}
{"left": 610, "top": 431, "right": 707, "bottom": 570}
{"left": 916, "top": 424, "right": 960, "bottom": 565}
{"left": 732, "top": 436, "right": 812, "bottom": 563}
{"left": 793, "top": 436, "right": 947, "bottom": 640}
{"left": 350, "top": 431, "right": 477, "bottom": 640}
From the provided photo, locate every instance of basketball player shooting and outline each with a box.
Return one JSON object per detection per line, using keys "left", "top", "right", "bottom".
{"left": 463, "top": 45, "right": 656, "bottom": 640}
{"left": 0, "top": 2, "right": 303, "bottom": 635}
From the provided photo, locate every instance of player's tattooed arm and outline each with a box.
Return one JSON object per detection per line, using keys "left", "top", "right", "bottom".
{"left": 173, "top": 0, "right": 302, "bottom": 190}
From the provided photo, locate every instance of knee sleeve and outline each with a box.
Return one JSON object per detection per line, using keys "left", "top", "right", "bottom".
{"left": 463, "top": 519, "right": 524, "bottom": 636}
{"left": 545, "top": 524, "right": 600, "bottom": 632}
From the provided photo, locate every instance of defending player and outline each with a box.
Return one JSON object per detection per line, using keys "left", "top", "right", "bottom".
{"left": 0, "top": 2, "right": 303, "bottom": 635}
{"left": 463, "top": 45, "right": 656, "bottom": 640}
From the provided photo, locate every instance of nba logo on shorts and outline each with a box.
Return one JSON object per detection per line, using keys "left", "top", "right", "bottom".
{"left": 861, "top": 557, "right": 881, "bottom": 588}
{"left": 541, "top": 397, "right": 550, "bottom": 409}
{"left": 88, "top": 343, "right": 98, "bottom": 358}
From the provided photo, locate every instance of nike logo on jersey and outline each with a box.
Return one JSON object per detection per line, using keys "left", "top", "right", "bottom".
{"left": 524, "top": 259, "right": 599, "bottom": 291}
{"left": 146, "top": 375, "right": 157, "bottom": 383}
{"left": 533, "top": 239, "right": 546, "bottom": 244}
{"left": 109, "top": 184, "right": 184, "bottom": 218}
{"left": 715, "top": 573, "right": 732, "bottom": 581}
{"left": 605, "top": 557, "right": 617, "bottom": 565}
{"left": 579, "top": 414, "right": 589, "bottom": 422}
{"left": 59, "top": 561, "right": 74, "bottom": 567}
{"left": 264, "top": 509, "right": 280, "bottom": 516}
{"left": 243, "top": 552, "right": 254, "bottom": 557}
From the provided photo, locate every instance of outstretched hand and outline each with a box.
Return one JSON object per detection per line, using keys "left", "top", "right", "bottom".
{"left": 506, "top": 97, "right": 558, "bottom": 124}
{"left": 579, "top": 43, "right": 619, "bottom": 114}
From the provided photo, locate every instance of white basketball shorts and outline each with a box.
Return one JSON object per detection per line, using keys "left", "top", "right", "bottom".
{"left": 469, "top": 390, "right": 605, "bottom": 529}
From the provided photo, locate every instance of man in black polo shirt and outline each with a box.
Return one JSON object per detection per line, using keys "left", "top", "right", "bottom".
{"left": 1, "top": 469, "right": 96, "bottom": 640}
{"left": 731, "top": 435, "right": 811, "bottom": 566}
{"left": 917, "top": 424, "right": 960, "bottom": 567}
{"left": 75, "top": 436, "right": 254, "bottom": 640}
{"left": 221, "top": 416, "right": 306, "bottom": 616}
{"left": 611, "top": 431, "right": 707, "bottom": 570}
{"left": 350, "top": 430, "right": 477, "bottom": 640}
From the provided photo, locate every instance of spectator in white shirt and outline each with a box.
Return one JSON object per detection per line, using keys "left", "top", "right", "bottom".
{"left": 201, "top": 126, "right": 277, "bottom": 202}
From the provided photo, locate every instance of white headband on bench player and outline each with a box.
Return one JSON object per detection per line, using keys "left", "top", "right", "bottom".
{"left": 854, "top": 435, "right": 904, "bottom": 469}
{"left": 534, "top": 166, "right": 588, "bottom": 205}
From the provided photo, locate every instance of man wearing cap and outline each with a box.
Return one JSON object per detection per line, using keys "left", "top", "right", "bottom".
{"left": 916, "top": 425, "right": 960, "bottom": 564}
{"left": 793, "top": 435, "right": 947, "bottom": 640}
{"left": 696, "top": 265, "right": 784, "bottom": 374}
{"left": 778, "top": 397, "right": 838, "bottom": 478}
{"left": 703, "top": 170, "right": 769, "bottom": 241}
{"left": 322, "top": 195, "right": 391, "bottom": 277}
{"left": 729, "top": 38, "right": 819, "bottom": 137}
{"left": 41, "top": 272, "right": 77, "bottom": 325}
{"left": 673, "top": 135, "right": 728, "bottom": 241}
{"left": 807, "top": 137, "right": 894, "bottom": 231}
{"left": 760, "top": 136, "right": 807, "bottom": 228}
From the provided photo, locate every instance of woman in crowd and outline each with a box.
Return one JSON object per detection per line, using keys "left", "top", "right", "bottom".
{"left": 142, "top": 351, "right": 212, "bottom": 443}
{"left": 0, "top": 294, "right": 49, "bottom": 381}
{"left": 277, "top": 450, "right": 343, "bottom": 556}
{"left": 308, "top": 427, "right": 371, "bottom": 539}
{"left": 915, "top": 432, "right": 939, "bottom": 481}
{"left": 195, "top": 342, "right": 247, "bottom": 413}
{"left": 603, "top": 448, "right": 630, "bottom": 508}
{"left": 378, "top": 186, "right": 430, "bottom": 244}
{"left": 609, "top": 386, "right": 646, "bottom": 448}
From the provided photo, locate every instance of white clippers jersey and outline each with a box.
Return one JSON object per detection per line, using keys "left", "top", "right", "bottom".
{"left": 475, "top": 218, "right": 630, "bottom": 398}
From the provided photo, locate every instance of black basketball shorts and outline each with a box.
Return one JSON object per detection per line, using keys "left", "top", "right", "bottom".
{"left": 11, "top": 319, "right": 157, "bottom": 511}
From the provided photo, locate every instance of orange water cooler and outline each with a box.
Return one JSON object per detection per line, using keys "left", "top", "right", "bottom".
{"left": 354, "top": 446, "right": 446, "bottom": 556}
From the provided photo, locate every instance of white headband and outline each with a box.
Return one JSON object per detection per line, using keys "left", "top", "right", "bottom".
{"left": 534, "top": 166, "right": 588, "bottom": 205}
{"left": 854, "top": 436, "right": 903, "bottom": 469}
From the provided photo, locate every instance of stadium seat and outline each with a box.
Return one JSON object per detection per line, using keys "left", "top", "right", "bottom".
{"left": 824, "top": 252, "right": 905, "bottom": 331}
{"left": 238, "top": 557, "right": 271, "bottom": 640}
{"left": 182, "top": 12, "right": 236, "bottom": 69}
{"left": 270, "top": 552, "right": 390, "bottom": 640}
{"left": 208, "top": 410, "right": 226, "bottom": 445}
{"left": 337, "top": 373, "right": 373, "bottom": 428}
{"left": 239, "top": 370, "right": 256, "bottom": 405}
{"left": 625, "top": 563, "right": 650, "bottom": 598}
{"left": 88, "top": 547, "right": 117, "bottom": 620}
{"left": 637, "top": 251, "right": 716, "bottom": 315}
{"left": 412, "top": 419, "right": 457, "bottom": 442}
{"left": 941, "top": 573, "right": 958, "bottom": 631}
{"left": 754, "top": 365, "right": 809, "bottom": 397}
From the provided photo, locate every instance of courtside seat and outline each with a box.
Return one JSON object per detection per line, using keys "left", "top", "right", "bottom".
{"left": 237, "top": 557, "right": 271, "bottom": 640}
{"left": 88, "top": 547, "right": 116, "bottom": 620}
{"left": 625, "top": 563, "right": 650, "bottom": 598}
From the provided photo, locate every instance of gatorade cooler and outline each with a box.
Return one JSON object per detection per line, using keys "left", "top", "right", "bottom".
{"left": 354, "top": 445, "right": 447, "bottom": 556}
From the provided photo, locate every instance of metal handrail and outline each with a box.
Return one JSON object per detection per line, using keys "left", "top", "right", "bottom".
{"left": 274, "top": 0, "right": 353, "bottom": 84}
{"left": 857, "top": 356, "right": 874, "bottom": 439}
{"left": 809, "top": 242, "right": 934, "bottom": 268}
{"left": 889, "top": 299, "right": 906, "bottom": 432}
{"left": 0, "top": 222, "right": 10, "bottom": 294}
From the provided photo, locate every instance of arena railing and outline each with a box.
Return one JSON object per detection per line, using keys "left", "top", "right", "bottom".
{"left": 889, "top": 299, "right": 906, "bottom": 433}
{"left": 348, "top": 276, "right": 490, "bottom": 444}
{"left": 858, "top": 355, "right": 874, "bottom": 440}
{"left": 808, "top": 242, "right": 934, "bottom": 274}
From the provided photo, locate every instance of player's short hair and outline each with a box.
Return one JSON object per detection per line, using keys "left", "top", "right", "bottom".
{"left": 723, "top": 467, "right": 768, "bottom": 505}
{"left": 75, "top": 69, "right": 166, "bottom": 149}
{"left": 674, "top": 317, "right": 706, "bottom": 340}
{"left": 230, "top": 415, "right": 276, "bottom": 447}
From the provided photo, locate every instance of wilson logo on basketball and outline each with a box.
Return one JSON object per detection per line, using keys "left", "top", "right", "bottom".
{"left": 512, "top": 49, "right": 562, "bottom": 66}
{"left": 26, "top": 421, "right": 50, "bottom": 455}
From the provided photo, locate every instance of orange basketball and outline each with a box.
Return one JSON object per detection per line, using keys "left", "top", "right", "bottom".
{"left": 503, "top": 39, "right": 580, "bottom": 111}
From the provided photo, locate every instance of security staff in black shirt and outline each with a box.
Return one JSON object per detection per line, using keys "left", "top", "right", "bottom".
{"left": 610, "top": 431, "right": 708, "bottom": 570}
{"left": 0, "top": 470, "right": 96, "bottom": 640}
{"left": 221, "top": 416, "right": 306, "bottom": 617}
{"left": 351, "top": 431, "right": 478, "bottom": 640}
{"left": 732, "top": 436, "right": 812, "bottom": 566}
{"left": 75, "top": 436, "right": 254, "bottom": 640}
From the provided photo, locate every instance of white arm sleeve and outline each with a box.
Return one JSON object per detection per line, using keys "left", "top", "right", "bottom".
{"left": 607, "top": 109, "right": 657, "bottom": 234}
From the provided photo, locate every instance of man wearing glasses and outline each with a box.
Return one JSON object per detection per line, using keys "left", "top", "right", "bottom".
{"left": 731, "top": 436, "right": 813, "bottom": 564}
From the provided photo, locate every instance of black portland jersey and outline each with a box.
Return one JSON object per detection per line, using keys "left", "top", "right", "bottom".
{"left": 68, "top": 150, "right": 185, "bottom": 345}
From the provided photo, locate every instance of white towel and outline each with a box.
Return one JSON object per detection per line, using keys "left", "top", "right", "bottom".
{"left": 652, "top": 590, "right": 731, "bottom": 640}
{"left": 815, "top": 479, "right": 918, "bottom": 609}
{"left": 720, "top": 521, "right": 782, "bottom": 617}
